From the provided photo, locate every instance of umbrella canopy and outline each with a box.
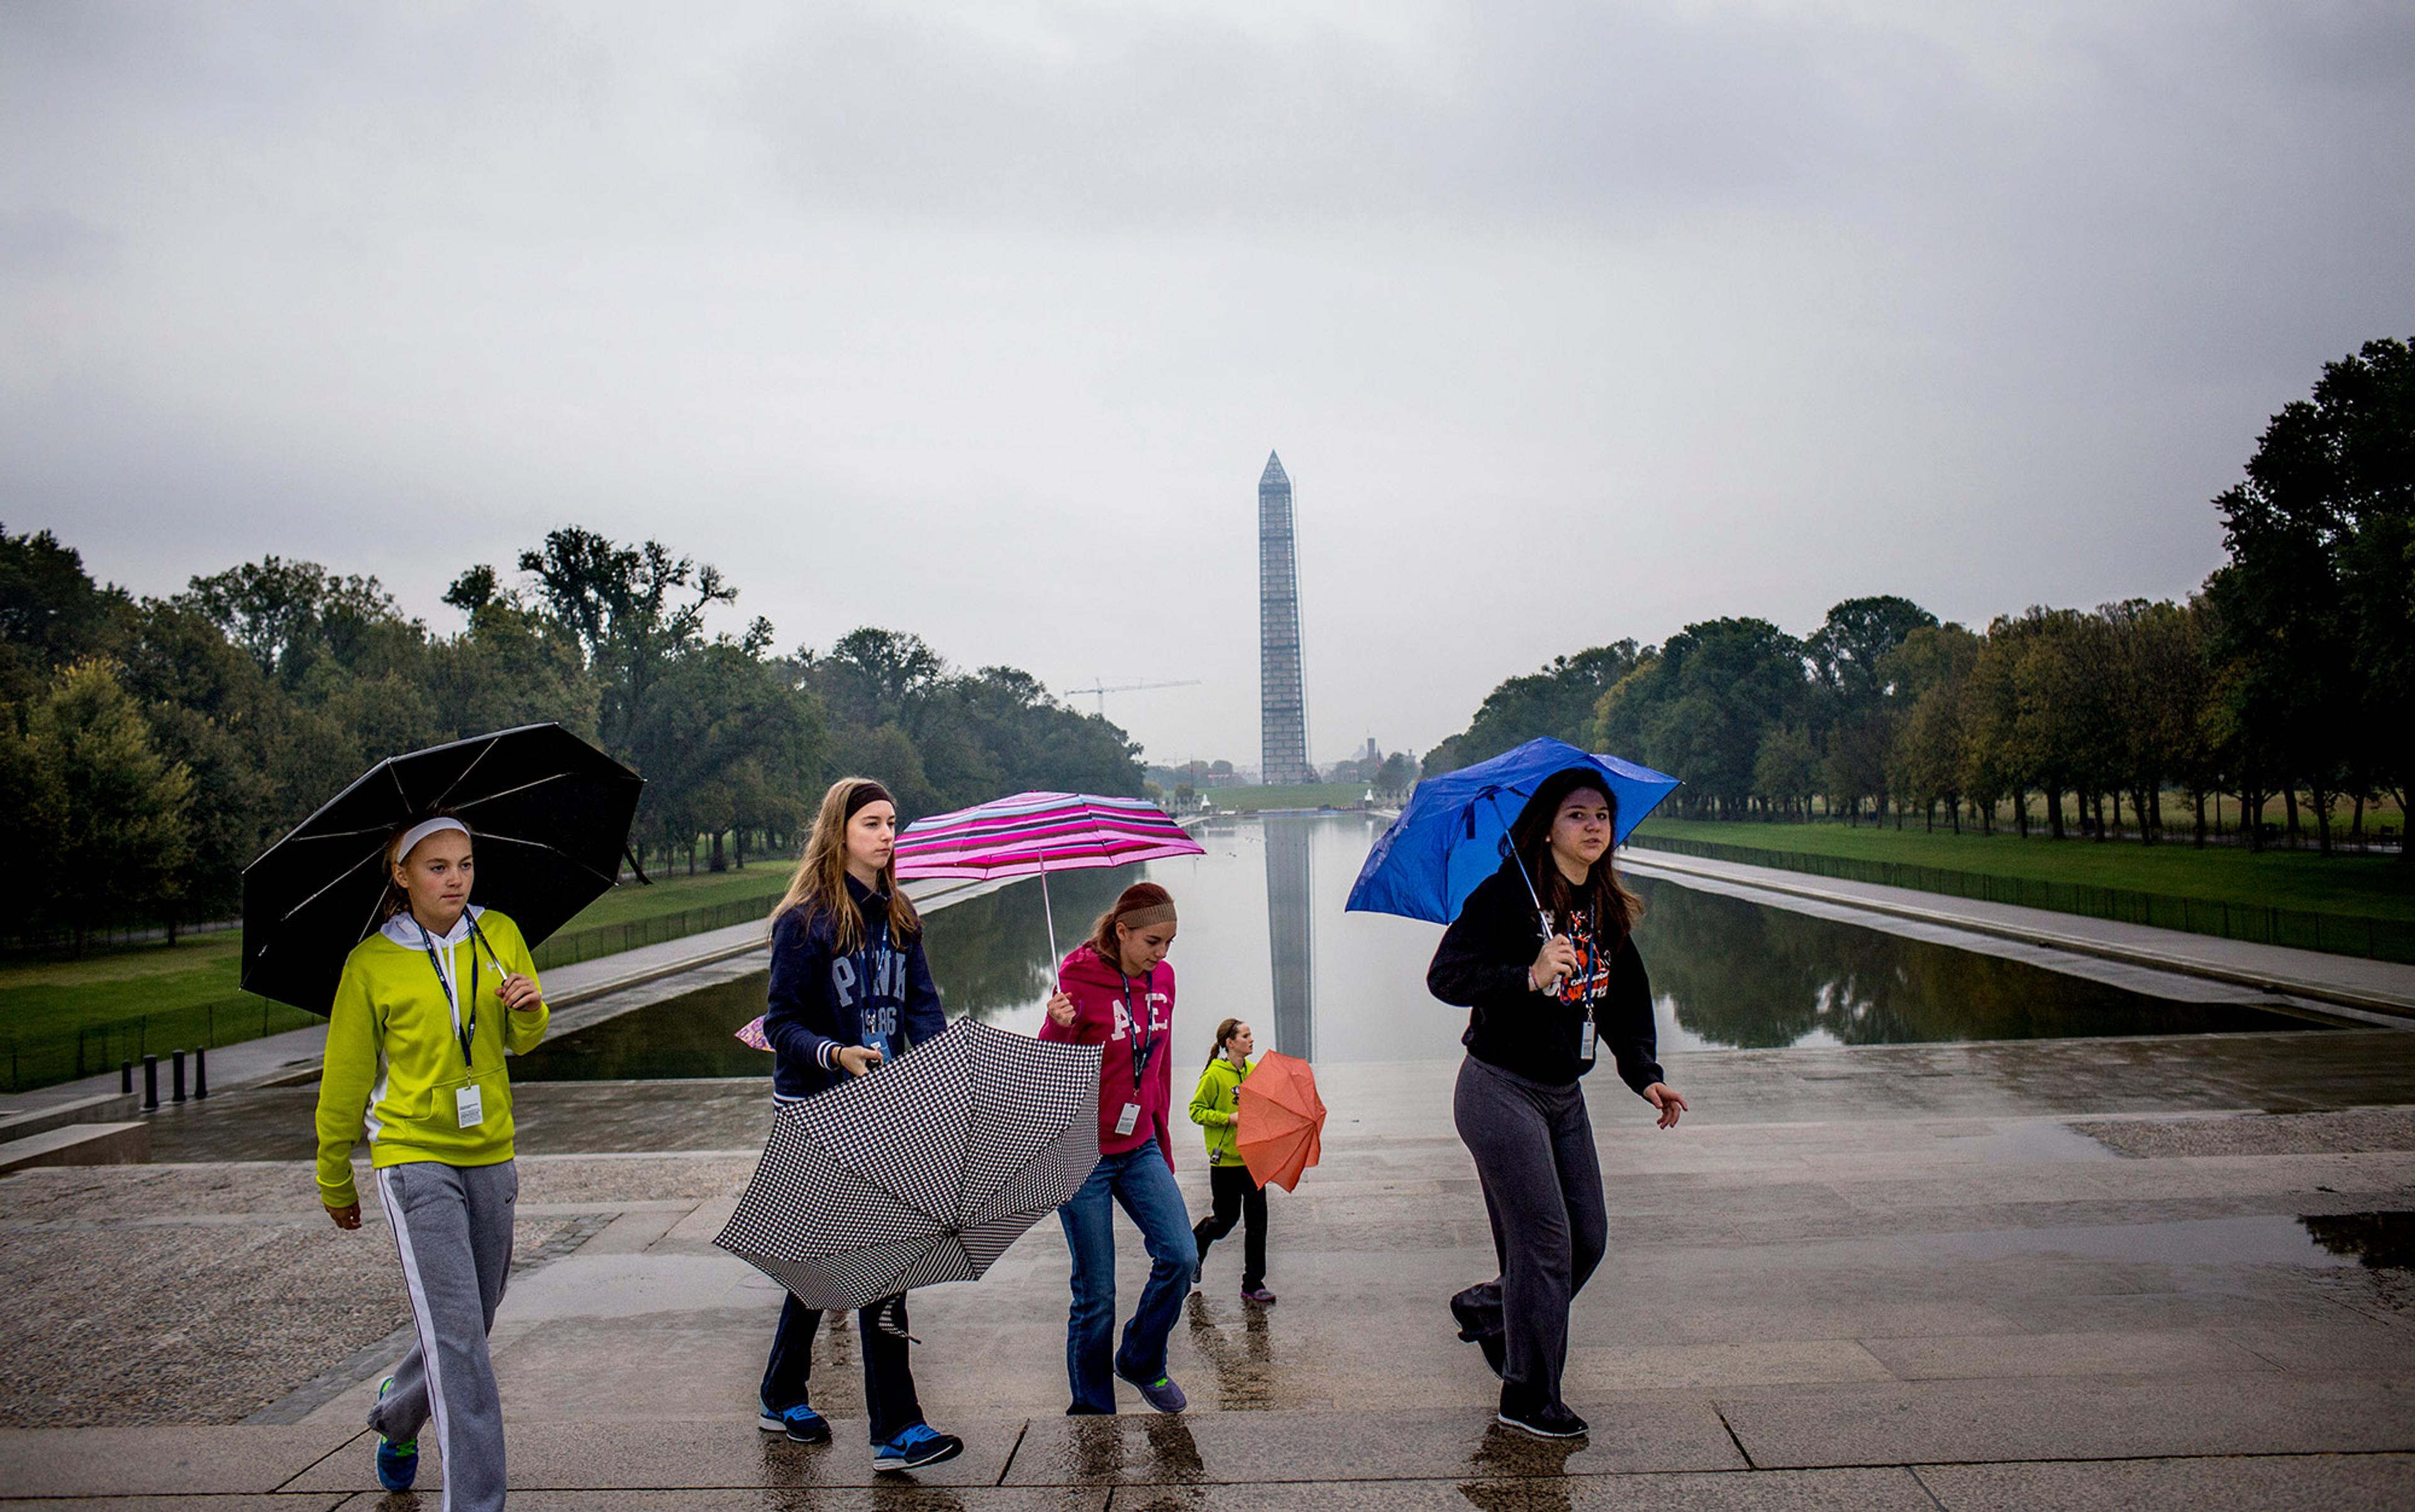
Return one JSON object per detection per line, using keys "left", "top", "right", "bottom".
{"left": 1235, "top": 1052, "right": 1326, "bottom": 1192}
{"left": 717, "top": 1018, "right": 1104, "bottom": 1309}
{"left": 240, "top": 723, "right": 643, "bottom": 1013}
{"left": 892, "top": 790, "right": 1204, "bottom": 958}
{"left": 892, "top": 791, "right": 1202, "bottom": 879}
{"left": 1345, "top": 738, "right": 1680, "bottom": 927}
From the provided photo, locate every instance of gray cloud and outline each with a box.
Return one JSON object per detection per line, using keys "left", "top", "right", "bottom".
{"left": 4, "top": 1, "right": 2410, "bottom": 766}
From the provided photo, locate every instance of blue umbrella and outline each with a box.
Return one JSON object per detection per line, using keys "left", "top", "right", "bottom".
{"left": 1344, "top": 737, "right": 1680, "bottom": 927}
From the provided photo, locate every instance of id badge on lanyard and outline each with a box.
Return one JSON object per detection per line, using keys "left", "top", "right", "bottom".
{"left": 1570, "top": 906, "right": 1600, "bottom": 1067}
{"left": 1117, "top": 969, "right": 1153, "bottom": 1139}
{"left": 419, "top": 920, "right": 485, "bottom": 1128}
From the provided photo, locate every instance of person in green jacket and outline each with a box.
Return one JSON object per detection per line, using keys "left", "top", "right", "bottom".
{"left": 314, "top": 816, "right": 550, "bottom": 1509}
{"left": 1188, "top": 1018, "right": 1274, "bottom": 1303}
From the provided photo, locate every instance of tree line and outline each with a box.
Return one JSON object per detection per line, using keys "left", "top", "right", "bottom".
{"left": 0, "top": 525, "right": 1143, "bottom": 946}
{"left": 1423, "top": 336, "right": 2412, "bottom": 857}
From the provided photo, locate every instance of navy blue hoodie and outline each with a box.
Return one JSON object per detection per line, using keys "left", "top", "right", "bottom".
{"left": 764, "top": 874, "right": 946, "bottom": 1101}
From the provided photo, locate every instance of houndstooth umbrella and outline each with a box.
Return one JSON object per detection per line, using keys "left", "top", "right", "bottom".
{"left": 717, "top": 1018, "right": 1102, "bottom": 1311}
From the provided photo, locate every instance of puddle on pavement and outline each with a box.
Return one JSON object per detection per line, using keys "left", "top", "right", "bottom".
{"left": 1675, "top": 1213, "right": 2375, "bottom": 1274}
{"left": 2301, "top": 1211, "right": 2415, "bottom": 1270}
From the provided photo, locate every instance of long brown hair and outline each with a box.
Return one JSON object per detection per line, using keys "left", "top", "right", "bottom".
{"left": 1208, "top": 1016, "right": 1246, "bottom": 1066}
{"left": 1087, "top": 881, "right": 1175, "bottom": 968}
{"left": 1509, "top": 769, "right": 1642, "bottom": 944}
{"left": 771, "top": 777, "right": 920, "bottom": 953}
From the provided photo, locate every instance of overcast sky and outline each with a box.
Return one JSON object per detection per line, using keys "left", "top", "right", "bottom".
{"left": 5, "top": 1, "right": 2409, "bottom": 769}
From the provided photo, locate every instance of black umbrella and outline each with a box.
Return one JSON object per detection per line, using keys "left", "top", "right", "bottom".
{"left": 717, "top": 1019, "right": 1102, "bottom": 1312}
{"left": 241, "top": 723, "right": 643, "bottom": 1013}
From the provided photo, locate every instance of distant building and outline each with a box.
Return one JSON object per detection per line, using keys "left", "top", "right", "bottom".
{"left": 1258, "top": 451, "right": 1311, "bottom": 786}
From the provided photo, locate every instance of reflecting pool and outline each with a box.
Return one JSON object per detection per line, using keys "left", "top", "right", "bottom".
{"left": 515, "top": 812, "right": 2318, "bottom": 1081}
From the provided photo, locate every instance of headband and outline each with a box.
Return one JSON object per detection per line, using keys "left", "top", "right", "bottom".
{"left": 843, "top": 781, "right": 894, "bottom": 822}
{"left": 1116, "top": 903, "right": 1177, "bottom": 929}
{"left": 392, "top": 816, "right": 470, "bottom": 864}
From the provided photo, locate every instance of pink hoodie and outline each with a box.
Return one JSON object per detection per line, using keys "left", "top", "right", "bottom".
{"left": 1040, "top": 942, "right": 1178, "bottom": 1171}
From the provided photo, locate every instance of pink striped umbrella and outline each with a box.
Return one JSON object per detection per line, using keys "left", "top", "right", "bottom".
{"left": 892, "top": 790, "right": 1202, "bottom": 960}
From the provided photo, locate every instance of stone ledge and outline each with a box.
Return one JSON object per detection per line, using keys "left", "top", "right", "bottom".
{"left": 0, "top": 1120, "right": 149, "bottom": 1174}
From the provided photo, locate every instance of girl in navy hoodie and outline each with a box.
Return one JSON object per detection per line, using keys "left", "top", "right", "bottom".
{"left": 1040, "top": 881, "right": 1192, "bottom": 1415}
{"left": 756, "top": 777, "right": 963, "bottom": 1473}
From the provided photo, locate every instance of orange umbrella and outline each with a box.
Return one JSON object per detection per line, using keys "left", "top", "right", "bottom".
{"left": 1235, "top": 1052, "right": 1326, "bottom": 1192}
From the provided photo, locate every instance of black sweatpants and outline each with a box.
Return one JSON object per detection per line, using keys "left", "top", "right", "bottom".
{"left": 1451, "top": 1054, "right": 1608, "bottom": 1416}
{"left": 1192, "top": 1162, "right": 1267, "bottom": 1290}
{"left": 760, "top": 1292, "right": 923, "bottom": 1445}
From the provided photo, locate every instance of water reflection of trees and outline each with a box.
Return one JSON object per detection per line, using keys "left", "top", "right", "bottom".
{"left": 519, "top": 869, "right": 1137, "bottom": 1079}
{"left": 921, "top": 867, "right": 1131, "bottom": 1018}
{"left": 515, "top": 971, "right": 772, "bottom": 1080}
{"left": 1632, "top": 876, "right": 2297, "bottom": 1048}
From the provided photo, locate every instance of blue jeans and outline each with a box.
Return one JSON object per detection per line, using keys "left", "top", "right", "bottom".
{"left": 1057, "top": 1137, "right": 1193, "bottom": 1413}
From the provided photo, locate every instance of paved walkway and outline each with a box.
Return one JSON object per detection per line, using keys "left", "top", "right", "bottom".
{"left": 1621, "top": 849, "right": 2415, "bottom": 1020}
{"left": 6, "top": 1035, "right": 2412, "bottom": 1507}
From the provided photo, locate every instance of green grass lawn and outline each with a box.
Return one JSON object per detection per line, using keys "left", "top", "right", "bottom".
{"left": 1208, "top": 783, "right": 1375, "bottom": 812}
{"left": 563, "top": 860, "right": 793, "bottom": 928}
{"left": 1629, "top": 816, "right": 2415, "bottom": 923}
{"left": 0, "top": 865, "right": 801, "bottom": 1091}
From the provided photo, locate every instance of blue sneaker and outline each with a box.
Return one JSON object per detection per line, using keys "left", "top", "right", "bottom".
{"left": 872, "top": 1422, "right": 963, "bottom": 1472}
{"left": 372, "top": 1377, "right": 418, "bottom": 1492}
{"left": 757, "top": 1398, "right": 830, "bottom": 1445}
{"left": 1115, "top": 1365, "right": 1189, "bottom": 1414}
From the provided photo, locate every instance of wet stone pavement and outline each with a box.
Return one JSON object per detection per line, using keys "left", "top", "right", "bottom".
{"left": 4, "top": 1031, "right": 2414, "bottom": 1508}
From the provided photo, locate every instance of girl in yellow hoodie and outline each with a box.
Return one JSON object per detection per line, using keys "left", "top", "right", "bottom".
{"left": 314, "top": 816, "right": 548, "bottom": 1509}
{"left": 1188, "top": 1018, "right": 1274, "bottom": 1303}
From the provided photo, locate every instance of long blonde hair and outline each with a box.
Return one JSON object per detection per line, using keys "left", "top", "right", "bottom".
{"left": 771, "top": 777, "right": 921, "bottom": 953}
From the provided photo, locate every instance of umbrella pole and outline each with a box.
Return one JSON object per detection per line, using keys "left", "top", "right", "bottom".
{"left": 1040, "top": 869, "right": 1059, "bottom": 965}
{"left": 1486, "top": 789, "right": 1565, "bottom": 985}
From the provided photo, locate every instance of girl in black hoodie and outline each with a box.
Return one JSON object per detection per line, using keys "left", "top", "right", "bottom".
{"left": 1426, "top": 767, "right": 1687, "bottom": 1440}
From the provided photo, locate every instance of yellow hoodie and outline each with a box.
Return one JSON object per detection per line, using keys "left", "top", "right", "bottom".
{"left": 314, "top": 906, "right": 549, "bottom": 1207}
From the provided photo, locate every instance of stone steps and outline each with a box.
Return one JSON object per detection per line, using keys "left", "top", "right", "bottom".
{"left": 0, "top": 1118, "right": 150, "bottom": 1173}
{"left": 0, "top": 1090, "right": 138, "bottom": 1142}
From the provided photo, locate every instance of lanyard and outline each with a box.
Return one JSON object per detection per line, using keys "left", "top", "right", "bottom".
{"left": 416, "top": 915, "right": 482, "bottom": 1070}
{"left": 1115, "top": 967, "right": 1156, "bottom": 1096}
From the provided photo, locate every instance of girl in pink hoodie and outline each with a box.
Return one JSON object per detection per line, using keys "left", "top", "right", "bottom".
{"left": 1039, "top": 882, "right": 1193, "bottom": 1415}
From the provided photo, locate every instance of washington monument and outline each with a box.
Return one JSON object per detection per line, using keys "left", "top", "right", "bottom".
{"left": 1258, "top": 451, "right": 1310, "bottom": 785}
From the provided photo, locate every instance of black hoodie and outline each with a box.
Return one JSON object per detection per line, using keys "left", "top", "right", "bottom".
{"left": 1426, "top": 857, "right": 1664, "bottom": 1094}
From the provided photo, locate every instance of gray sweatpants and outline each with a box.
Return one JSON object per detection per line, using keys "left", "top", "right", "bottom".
{"left": 369, "top": 1160, "right": 518, "bottom": 1512}
{"left": 1452, "top": 1056, "right": 1608, "bottom": 1416}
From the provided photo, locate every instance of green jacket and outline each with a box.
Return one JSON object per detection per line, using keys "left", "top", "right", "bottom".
{"left": 1189, "top": 1055, "right": 1252, "bottom": 1166}
{"left": 314, "top": 906, "right": 548, "bottom": 1207}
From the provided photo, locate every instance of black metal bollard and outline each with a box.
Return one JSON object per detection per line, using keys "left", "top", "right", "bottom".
{"left": 143, "top": 1055, "right": 158, "bottom": 1111}
{"left": 171, "top": 1049, "right": 186, "bottom": 1104}
{"left": 121, "top": 1060, "right": 133, "bottom": 1096}
{"left": 194, "top": 1046, "right": 208, "bottom": 1099}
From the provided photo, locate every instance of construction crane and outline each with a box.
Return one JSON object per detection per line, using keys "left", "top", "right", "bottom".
{"left": 1065, "top": 678, "right": 1202, "bottom": 716}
